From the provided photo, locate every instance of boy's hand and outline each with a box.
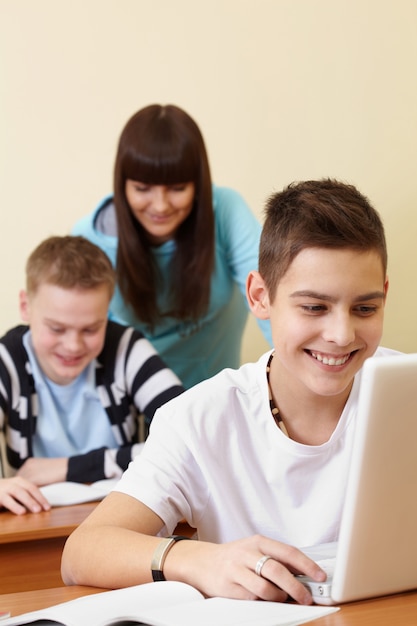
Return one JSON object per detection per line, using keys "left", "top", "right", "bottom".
{"left": 0, "top": 476, "right": 51, "bottom": 515}
{"left": 16, "top": 457, "right": 68, "bottom": 485}
{"left": 167, "top": 534, "right": 327, "bottom": 605}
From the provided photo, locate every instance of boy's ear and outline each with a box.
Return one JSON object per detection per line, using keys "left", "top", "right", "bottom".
{"left": 246, "top": 271, "right": 270, "bottom": 320}
{"left": 384, "top": 276, "right": 389, "bottom": 297}
{"left": 19, "top": 289, "right": 30, "bottom": 322}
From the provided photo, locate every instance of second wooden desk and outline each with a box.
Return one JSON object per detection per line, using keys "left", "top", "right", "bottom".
{"left": 0, "top": 502, "right": 97, "bottom": 593}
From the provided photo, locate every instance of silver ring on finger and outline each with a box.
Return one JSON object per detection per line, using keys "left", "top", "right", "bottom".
{"left": 255, "top": 554, "right": 273, "bottom": 577}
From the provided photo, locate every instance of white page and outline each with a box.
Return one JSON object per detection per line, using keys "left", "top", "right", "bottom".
{"left": 1, "top": 582, "right": 203, "bottom": 626}
{"left": 1, "top": 583, "right": 339, "bottom": 626}
{"left": 132, "top": 596, "right": 339, "bottom": 626}
{"left": 40, "top": 478, "right": 120, "bottom": 506}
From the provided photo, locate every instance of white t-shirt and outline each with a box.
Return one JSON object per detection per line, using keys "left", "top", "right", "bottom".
{"left": 115, "top": 347, "right": 400, "bottom": 548}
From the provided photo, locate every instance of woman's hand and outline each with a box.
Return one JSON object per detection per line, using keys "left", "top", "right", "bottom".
{"left": 0, "top": 476, "right": 51, "bottom": 515}
{"left": 165, "top": 534, "right": 327, "bottom": 605}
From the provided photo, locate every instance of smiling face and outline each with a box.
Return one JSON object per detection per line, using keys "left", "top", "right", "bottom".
{"left": 248, "top": 247, "right": 388, "bottom": 407}
{"left": 125, "top": 180, "right": 195, "bottom": 245}
{"left": 20, "top": 283, "right": 110, "bottom": 385}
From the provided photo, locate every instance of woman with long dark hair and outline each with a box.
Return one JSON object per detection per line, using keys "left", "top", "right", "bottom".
{"left": 73, "top": 104, "right": 271, "bottom": 387}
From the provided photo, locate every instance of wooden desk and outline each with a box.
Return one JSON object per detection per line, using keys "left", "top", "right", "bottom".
{"left": 0, "top": 585, "right": 416, "bottom": 625}
{"left": 0, "top": 586, "right": 106, "bottom": 616}
{"left": 0, "top": 503, "right": 97, "bottom": 593}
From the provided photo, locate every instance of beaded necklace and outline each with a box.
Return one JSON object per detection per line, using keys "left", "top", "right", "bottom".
{"left": 266, "top": 352, "right": 289, "bottom": 437}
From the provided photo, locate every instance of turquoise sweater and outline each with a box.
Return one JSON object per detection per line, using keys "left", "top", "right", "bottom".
{"left": 72, "top": 185, "right": 272, "bottom": 388}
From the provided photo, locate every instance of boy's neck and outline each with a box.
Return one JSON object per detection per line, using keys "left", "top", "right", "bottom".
{"left": 267, "top": 353, "right": 352, "bottom": 445}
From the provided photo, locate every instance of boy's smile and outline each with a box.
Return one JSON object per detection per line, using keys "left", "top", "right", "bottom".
{"left": 248, "top": 247, "right": 387, "bottom": 437}
{"left": 20, "top": 284, "right": 109, "bottom": 385}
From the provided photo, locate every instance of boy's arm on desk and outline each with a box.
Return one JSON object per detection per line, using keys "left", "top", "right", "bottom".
{"left": 16, "top": 457, "right": 67, "bottom": 485}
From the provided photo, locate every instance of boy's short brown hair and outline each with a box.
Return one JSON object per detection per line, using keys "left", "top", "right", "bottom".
{"left": 26, "top": 236, "right": 116, "bottom": 297}
{"left": 259, "top": 179, "right": 387, "bottom": 302}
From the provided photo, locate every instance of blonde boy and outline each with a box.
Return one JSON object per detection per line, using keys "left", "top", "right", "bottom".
{"left": 0, "top": 236, "right": 183, "bottom": 514}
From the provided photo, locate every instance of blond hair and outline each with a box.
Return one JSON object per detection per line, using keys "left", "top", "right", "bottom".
{"left": 26, "top": 236, "right": 115, "bottom": 297}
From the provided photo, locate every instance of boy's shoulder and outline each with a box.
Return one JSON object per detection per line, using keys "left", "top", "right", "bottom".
{"left": 0, "top": 325, "right": 29, "bottom": 351}
{"left": 102, "top": 319, "right": 145, "bottom": 343}
{"left": 0, "top": 327, "right": 31, "bottom": 383}
{"left": 161, "top": 351, "right": 271, "bottom": 411}
{"left": 98, "top": 320, "right": 146, "bottom": 365}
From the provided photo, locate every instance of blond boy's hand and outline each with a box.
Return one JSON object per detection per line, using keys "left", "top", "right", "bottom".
{"left": 16, "top": 457, "right": 68, "bottom": 485}
{"left": 0, "top": 476, "right": 51, "bottom": 515}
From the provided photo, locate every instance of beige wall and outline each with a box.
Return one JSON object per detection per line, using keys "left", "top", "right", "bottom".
{"left": 1, "top": 0, "right": 417, "bottom": 363}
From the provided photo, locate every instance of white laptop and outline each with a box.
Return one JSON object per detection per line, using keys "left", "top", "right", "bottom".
{"left": 297, "top": 352, "right": 417, "bottom": 605}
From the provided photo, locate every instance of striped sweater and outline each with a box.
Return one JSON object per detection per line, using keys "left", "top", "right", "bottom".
{"left": 0, "top": 321, "right": 184, "bottom": 482}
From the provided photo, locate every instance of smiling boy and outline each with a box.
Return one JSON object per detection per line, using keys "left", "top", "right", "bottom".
{"left": 0, "top": 236, "right": 183, "bottom": 515}
{"left": 248, "top": 190, "right": 388, "bottom": 445}
{"left": 62, "top": 180, "right": 400, "bottom": 605}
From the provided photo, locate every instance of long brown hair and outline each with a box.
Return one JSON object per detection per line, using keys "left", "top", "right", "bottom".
{"left": 113, "top": 104, "right": 215, "bottom": 328}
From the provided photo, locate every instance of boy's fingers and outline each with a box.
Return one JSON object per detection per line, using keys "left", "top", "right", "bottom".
{"left": 1, "top": 481, "right": 51, "bottom": 514}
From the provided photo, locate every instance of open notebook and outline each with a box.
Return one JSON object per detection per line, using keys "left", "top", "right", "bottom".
{"left": 0, "top": 581, "right": 338, "bottom": 626}
{"left": 298, "top": 352, "right": 417, "bottom": 605}
{"left": 40, "top": 478, "right": 120, "bottom": 506}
